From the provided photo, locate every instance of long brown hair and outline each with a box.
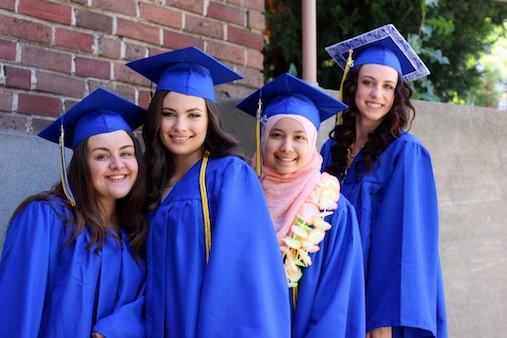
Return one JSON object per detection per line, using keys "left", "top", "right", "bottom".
{"left": 143, "top": 90, "right": 247, "bottom": 212}
{"left": 11, "top": 131, "right": 148, "bottom": 260}
{"left": 324, "top": 65, "right": 416, "bottom": 177}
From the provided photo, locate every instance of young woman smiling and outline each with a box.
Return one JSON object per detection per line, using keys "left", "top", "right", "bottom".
{"left": 322, "top": 25, "right": 448, "bottom": 338}
{"left": 127, "top": 47, "right": 291, "bottom": 337}
{"left": 0, "top": 88, "right": 148, "bottom": 338}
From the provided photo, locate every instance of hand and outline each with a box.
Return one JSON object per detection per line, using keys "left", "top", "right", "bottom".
{"left": 366, "top": 326, "right": 392, "bottom": 338}
{"left": 91, "top": 332, "right": 105, "bottom": 338}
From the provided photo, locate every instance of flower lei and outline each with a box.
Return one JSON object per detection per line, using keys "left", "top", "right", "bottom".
{"left": 280, "top": 172, "right": 341, "bottom": 288}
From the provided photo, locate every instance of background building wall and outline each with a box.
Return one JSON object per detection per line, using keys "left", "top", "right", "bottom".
{"left": 0, "top": 0, "right": 264, "bottom": 134}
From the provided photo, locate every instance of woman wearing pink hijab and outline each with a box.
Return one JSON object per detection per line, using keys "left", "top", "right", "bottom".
{"left": 237, "top": 73, "right": 365, "bottom": 338}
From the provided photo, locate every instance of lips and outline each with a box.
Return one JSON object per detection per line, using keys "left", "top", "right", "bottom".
{"left": 366, "top": 101, "right": 383, "bottom": 108}
{"left": 170, "top": 135, "right": 191, "bottom": 142}
{"left": 108, "top": 175, "right": 126, "bottom": 180}
{"left": 276, "top": 155, "right": 296, "bottom": 162}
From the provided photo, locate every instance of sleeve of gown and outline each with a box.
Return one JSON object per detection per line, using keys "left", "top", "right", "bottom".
{"left": 197, "top": 161, "right": 291, "bottom": 338}
{"left": 92, "top": 252, "right": 146, "bottom": 338}
{"left": 0, "top": 201, "right": 61, "bottom": 337}
{"left": 366, "top": 142, "right": 445, "bottom": 336}
{"left": 295, "top": 196, "right": 366, "bottom": 338}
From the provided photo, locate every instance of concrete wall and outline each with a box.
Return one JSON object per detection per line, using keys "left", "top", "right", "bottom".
{"left": 1, "top": 99, "right": 506, "bottom": 337}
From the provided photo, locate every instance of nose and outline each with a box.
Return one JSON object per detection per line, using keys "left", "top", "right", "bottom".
{"left": 370, "top": 84, "right": 382, "bottom": 98}
{"left": 110, "top": 155, "right": 125, "bottom": 170}
{"left": 173, "top": 116, "right": 187, "bottom": 131}
{"left": 279, "top": 138, "right": 293, "bottom": 152}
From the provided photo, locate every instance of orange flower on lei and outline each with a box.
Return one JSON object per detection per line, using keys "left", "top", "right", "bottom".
{"left": 280, "top": 172, "right": 340, "bottom": 287}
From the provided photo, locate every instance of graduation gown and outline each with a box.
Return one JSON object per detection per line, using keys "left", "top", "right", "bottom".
{"left": 145, "top": 156, "right": 291, "bottom": 337}
{"left": 292, "top": 195, "right": 366, "bottom": 338}
{"left": 0, "top": 198, "right": 146, "bottom": 338}
{"left": 320, "top": 133, "right": 447, "bottom": 337}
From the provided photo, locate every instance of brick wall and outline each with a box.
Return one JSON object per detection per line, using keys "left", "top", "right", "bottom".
{"left": 0, "top": 0, "right": 265, "bottom": 134}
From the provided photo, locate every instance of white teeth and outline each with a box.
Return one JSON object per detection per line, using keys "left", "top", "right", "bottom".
{"left": 109, "top": 175, "right": 125, "bottom": 180}
{"left": 172, "top": 136, "right": 190, "bottom": 141}
{"left": 277, "top": 157, "right": 295, "bottom": 162}
{"left": 367, "top": 102, "right": 382, "bottom": 108}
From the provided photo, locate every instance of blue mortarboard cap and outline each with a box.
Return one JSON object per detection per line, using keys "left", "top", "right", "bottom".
{"left": 38, "top": 88, "right": 146, "bottom": 149}
{"left": 325, "top": 24, "right": 430, "bottom": 82}
{"left": 126, "top": 46, "right": 243, "bottom": 103}
{"left": 236, "top": 73, "right": 347, "bottom": 130}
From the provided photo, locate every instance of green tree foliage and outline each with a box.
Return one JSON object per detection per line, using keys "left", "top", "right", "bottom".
{"left": 264, "top": 0, "right": 507, "bottom": 104}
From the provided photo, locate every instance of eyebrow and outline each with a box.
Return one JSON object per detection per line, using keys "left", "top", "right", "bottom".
{"left": 271, "top": 127, "right": 306, "bottom": 134}
{"left": 361, "top": 75, "right": 396, "bottom": 85}
{"left": 91, "top": 144, "right": 134, "bottom": 153}
{"left": 161, "top": 107, "right": 204, "bottom": 113}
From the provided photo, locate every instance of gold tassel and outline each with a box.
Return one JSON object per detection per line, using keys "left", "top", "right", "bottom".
{"left": 336, "top": 49, "right": 354, "bottom": 125}
{"left": 59, "top": 124, "right": 76, "bottom": 207}
{"left": 255, "top": 97, "right": 263, "bottom": 178}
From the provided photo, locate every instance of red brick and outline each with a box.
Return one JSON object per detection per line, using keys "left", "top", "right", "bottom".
{"left": 76, "top": 8, "right": 113, "bottom": 34}
{"left": 236, "top": 65, "right": 263, "bottom": 88}
{"left": 0, "top": 90, "right": 13, "bottom": 112}
{"left": 0, "top": 114, "right": 29, "bottom": 133}
{"left": 5, "top": 66, "right": 31, "bottom": 89}
{"left": 0, "top": 39, "right": 16, "bottom": 61}
{"left": 247, "top": 9, "right": 265, "bottom": 31}
{"left": 35, "top": 72, "right": 86, "bottom": 98}
{"left": 19, "top": 0, "right": 72, "bottom": 25}
{"left": 18, "top": 92, "right": 62, "bottom": 117}
{"left": 149, "top": 47, "right": 166, "bottom": 56}
{"left": 227, "top": 25, "right": 263, "bottom": 50}
{"left": 117, "top": 18, "right": 160, "bottom": 45}
{"left": 88, "top": 81, "right": 136, "bottom": 103}
{"left": 0, "top": 0, "right": 16, "bottom": 10}
{"left": 229, "top": 0, "right": 263, "bottom": 11}
{"left": 99, "top": 37, "right": 121, "bottom": 59}
{"left": 54, "top": 28, "right": 94, "bottom": 53}
{"left": 208, "top": 2, "right": 245, "bottom": 26}
{"left": 246, "top": 48, "right": 263, "bottom": 70}
{"left": 206, "top": 41, "right": 244, "bottom": 65}
{"left": 185, "top": 16, "right": 223, "bottom": 39}
{"left": 125, "top": 43, "right": 148, "bottom": 62}
{"left": 0, "top": 14, "right": 51, "bottom": 44}
{"left": 113, "top": 62, "right": 151, "bottom": 86}
{"left": 167, "top": 0, "right": 203, "bottom": 14}
{"left": 162, "top": 30, "right": 204, "bottom": 50}
{"left": 138, "top": 90, "right": 151, "bottom": 109}
{"left": 75, "top": 57, "right": 111, "bottom": 79}
{"left": 140, "top": 3, "right": 182, "bottom": 29}
{"left": 63, "top": 98, "right": 79, "bottom": 113}
{"left": 94, "top": 0, "right": 136, "bottom": 16}
{"left": 31, "top": 117, "right": 56, "bottom": 135}
{"left": 21, "top": 44, "right": 72, "bottom": 74}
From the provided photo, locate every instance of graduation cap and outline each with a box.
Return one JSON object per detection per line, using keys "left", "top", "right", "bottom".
{"left": 126, "top": 46, "right": 243, "bottom": 103}
{"left": 38, "top": 88, "right": 146, "bottom": 206}
{"left": 236, "top": 73, "right": 348, "bottom": 176}
{"left": 325, "top": 23, "right": 430, "bottom": 83}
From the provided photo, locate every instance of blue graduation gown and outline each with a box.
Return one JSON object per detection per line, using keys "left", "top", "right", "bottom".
{"left": 320, "top": 133, "right": 447, "bottom": 337}
{"left": 0, "top": 198, "right": 146, "bottom": 338}
{"left": 145, "top": 156, "right": 291, "bottom": 337}
{"left": 292, "top": 195, "right": 366, "bottom": 338}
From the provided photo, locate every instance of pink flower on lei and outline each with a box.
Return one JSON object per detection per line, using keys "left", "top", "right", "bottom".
{"left": 281, "top": 172, "right": 340, "bottom": 287}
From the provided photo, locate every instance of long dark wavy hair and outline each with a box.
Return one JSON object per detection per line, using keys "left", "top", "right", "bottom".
{"left": 143, "top": 90, "right": 247, "bottom": 212}
{"left": 324, "top": 65, "right": 416, "bottom": 177}
{"left": 11, "top": 131, "right": 148, "bottom": 261}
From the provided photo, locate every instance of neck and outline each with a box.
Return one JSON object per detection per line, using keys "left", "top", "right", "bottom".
{"left": 100, "top": 200, "right": 120, "bottom": 234}
{"left": 166, "top": 153, "right": 203, "bottom": 188}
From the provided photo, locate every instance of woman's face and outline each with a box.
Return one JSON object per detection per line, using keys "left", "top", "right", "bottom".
{"left": 87, "top": 130, "right": 138, "bottom": 206}
{"left": 159, "top": 91, "right": 208, "bottom": 164}
{"left": 355, "top": 63, "right": 398, "bottom": 128}
{"left": 264, "top": 118, "right": 310, "bottom": 175}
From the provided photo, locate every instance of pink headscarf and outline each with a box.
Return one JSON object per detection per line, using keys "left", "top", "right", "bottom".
{"left": 256, "top": 114, "right": 323, "bottom": 242}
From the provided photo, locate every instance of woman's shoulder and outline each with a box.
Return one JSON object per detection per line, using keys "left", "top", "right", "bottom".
{"left": 208, "top": 155, "right": 253, "bottom": 172}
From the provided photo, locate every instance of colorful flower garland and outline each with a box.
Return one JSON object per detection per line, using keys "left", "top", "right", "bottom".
{"left": 280, "top": 172, "right": 341, "bottom": 287}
